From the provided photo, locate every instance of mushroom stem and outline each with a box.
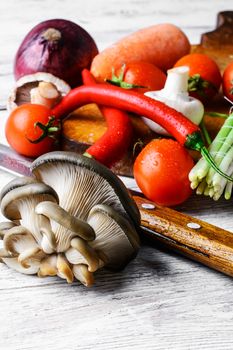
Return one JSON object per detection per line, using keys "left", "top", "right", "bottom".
{"left": 2, "top": 257, "right": 41, "bottom": 275}
{"left": 72, "top": 264, "right": 94, "bottom": 287}
{"left": 88, "top": 204, "right": 140, "bottom": 270}
{"left": 0, "top": 221, "right": 17, "bottom": 239}
{"left": 30, "top": 82, "right": 61, "bottom": 109}
{"left": 57, "top": 254, "right": 74, "bottom": 284}
{"left": 38, "top": 255, "right": 57, "bottom": 278}
{"left": 40, "top": 225, "right": 56, "bottom": 254}
{"left": 18, "top": 247, "right": 41, "bottom": 268}
{"left": 70, "top": 237, "right": 101, "bottom": 272}
{"left": 0, "top": 248, "right": 12, "bottom": 261}
{"left": 35, "top": 201, "right": 96, "bottom": 242}
{"left": 3, "top": 226, "right": 34, "bottom": 256}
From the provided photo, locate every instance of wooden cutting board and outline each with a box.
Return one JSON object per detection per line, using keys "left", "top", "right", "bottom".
{"left": 61, "top": 11, "right": 233, "bottom": 177}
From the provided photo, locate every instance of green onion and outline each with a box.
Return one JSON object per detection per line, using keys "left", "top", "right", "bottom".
{"left": 225, "top": 177, "right": 233, "bottom": 200}
{"left": 189, "top": 112, "right": 233, "bottom": 200}
{"left": 200, "top": 120, "right": 212, "bottom": 146}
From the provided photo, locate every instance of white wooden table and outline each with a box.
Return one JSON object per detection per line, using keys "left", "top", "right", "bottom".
{"left": 1, "top": 1, "right": 233, "bottom": 349}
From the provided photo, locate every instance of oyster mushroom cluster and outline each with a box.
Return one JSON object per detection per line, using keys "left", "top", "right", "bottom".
{"left": 0, "top": 152, "right": 140, "bottom": 286}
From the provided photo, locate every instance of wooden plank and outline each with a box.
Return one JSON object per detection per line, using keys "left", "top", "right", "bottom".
{"left": 1, "top": 3, "right": 233, "bottom": 350}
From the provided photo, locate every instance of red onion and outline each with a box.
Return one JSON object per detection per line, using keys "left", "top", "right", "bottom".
{"left": 14, "top": 19, "right": 98, "bottom": 87}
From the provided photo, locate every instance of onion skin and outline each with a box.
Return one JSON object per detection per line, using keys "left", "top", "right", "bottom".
{"left": 14, "top": 19, "right": 98, "bottom": 87}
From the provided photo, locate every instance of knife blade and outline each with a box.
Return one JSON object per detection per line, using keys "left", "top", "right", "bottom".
{"left": 0, "top": 143, "right": 233, "bottom": 277}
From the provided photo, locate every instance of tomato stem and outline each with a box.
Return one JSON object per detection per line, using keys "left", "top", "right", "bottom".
{"left": 81, "top": 69, "right": 133, "bottom": 167}
{"left": 27, "top": 116, "right": 60, "bottom": 144}
{"left": 51, "top": 81, "right": 232, "bottom": 181}
{"left": 106, "top": 64, "right": 147, "bottom": 89}
{"left": 188, "top": 74, "right": 217, "bottom": 97}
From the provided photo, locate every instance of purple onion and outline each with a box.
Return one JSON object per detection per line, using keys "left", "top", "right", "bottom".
{"left": 14, "top": 19, "right": 98, "bottom": 87}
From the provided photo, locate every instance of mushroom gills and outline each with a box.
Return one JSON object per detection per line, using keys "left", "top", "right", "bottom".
{"left": 35, "top": 200, "right": 95, "bottom": 247}
{"left": 0, "top": 222, "right": 19, "bottom": 261}
{"left": 0, "top": 221, "right": 17, "bottom": 238}
{"left": 0, "top": 177, "right": 59, "bottom": 250}
{"left": 0, "top": 154, "right": 141, "bottom": 286}
{"left": 38, "top": 254, "right": 74, "bottom": 284}
{"left": 3, "top": 225, "right": 45, "bottom": 268}
{"left": 72, "top": 264, "right": 94, "bottom": 287}
{"left": 31, "top": 152, "right": 140, "bottom": 229}
{"left": 66, "top": 237, "right": 102, "bottom": 272}
{"left": 65, "top": 204, "right": 140, "bottom": 273}
{"left": 87, "top": 204, "right": 140, "bottom": 270}
{"left": 2, "top": 257, "right": 41, "bottom": 275}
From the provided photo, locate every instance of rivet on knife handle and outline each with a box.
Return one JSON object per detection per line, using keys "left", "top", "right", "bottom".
{"left": 133, "top": 195, "right": 233, "bottom": 277}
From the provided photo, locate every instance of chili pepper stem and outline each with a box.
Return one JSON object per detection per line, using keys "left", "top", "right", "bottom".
{"left": 188, "top": 74, "right": 217, "bottom": 95}
{"left": 83, "top": 152, "right": 93, "bottom": 159}
{"left": 207, "top": 112, "right": 229, "bottom": 118}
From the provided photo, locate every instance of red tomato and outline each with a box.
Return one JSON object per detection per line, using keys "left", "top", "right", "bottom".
{"left": 5, "top": 104, "right": 59, "bottom": 157}
{"left": 114, "top": 61, "right": 166, "bottom": 93}
{"left": 133, "top": 139, "right": 194, "bottom": 206}
{"left": 174, "top": 53, "right": 222, "bottom": 103}
{"left": 222, "top": 61, "right": 233, "bottom": 102}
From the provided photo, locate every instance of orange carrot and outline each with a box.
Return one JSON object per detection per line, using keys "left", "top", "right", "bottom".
{"left": 91, "top": 23, "right": 190, "bottom": 83}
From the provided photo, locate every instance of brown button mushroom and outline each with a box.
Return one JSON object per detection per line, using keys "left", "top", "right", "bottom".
{"left": 7, "top": 72, "right": 71, "bottom": 111}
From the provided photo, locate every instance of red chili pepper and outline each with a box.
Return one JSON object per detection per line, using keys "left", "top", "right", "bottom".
{"left": 52, "top": 82, "right": 198, "bottom": 145}
{"left": 52, "top": 76, "right": 233, "bottom": 182}
{"left": 81, "top": 69, "right": 133, "bottom": 167}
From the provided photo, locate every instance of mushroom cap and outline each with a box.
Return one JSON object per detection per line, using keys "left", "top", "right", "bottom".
{"left": 0, "top": 221, "right": 17, "bottom": 238}
{"left": 87, "top": 204, "right": 140, "bottom": 270}
{"left": 7, "top": 72, "right": 71, "bottom": 111}
{"left": 31, "top": 152, "right": 140, "bottom": 228}
{"left": 2, "top": 257, "right": 41, "bottom": 275}
{"left": 0, "top": 176, "right": 39, "bottom": 201}
{"left": 0, "top": 176, "right": 59, "bottom": 220}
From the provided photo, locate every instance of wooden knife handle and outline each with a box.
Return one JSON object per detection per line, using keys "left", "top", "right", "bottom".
{"left": 133, "top": 195, "right": 233, "bottom": 277}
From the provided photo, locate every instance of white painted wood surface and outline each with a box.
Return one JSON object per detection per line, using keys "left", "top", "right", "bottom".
{"left": 0, "top": 1, "right": 233, "bottom": 349}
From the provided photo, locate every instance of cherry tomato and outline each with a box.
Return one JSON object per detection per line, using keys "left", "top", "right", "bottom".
{"left": 133, "top": 139, "right": 194, "bottom": 206}
{"left": 174, "top": 53, "right": 222, "bottom": 103}
{"left": 5, "top": 104, "right": 59, "bottom": 157}
{"left": 113, "top": 61, "right": 166, "bottom": 93}
{"left": 222, "top": 61, "right": 233, "bottom": 102}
